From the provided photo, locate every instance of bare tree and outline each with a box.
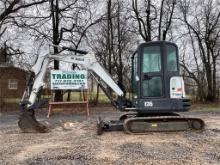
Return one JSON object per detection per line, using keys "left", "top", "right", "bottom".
{"left": 179, "top": 37, "right": 207, "bottom": 101}
{"left": 11, "top": 0, "right": 107, "bottom": 101}
{"left": 179, "top": 0, "right": 220, "bottom": 101}
{"left": 88, "top": 0, "right": 135, "bottom": 103}
{"left": 0, "top": 0, "right": 48, "bottom": 38}
{"left": 158, "top": 0, "right": 176, "bottom": 40}
{"left": 131, "top": 0, "right": 176, "bottom": 41}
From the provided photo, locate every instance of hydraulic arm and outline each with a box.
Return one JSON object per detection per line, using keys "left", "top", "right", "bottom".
{"left": 18, "top": 46, "right": 123, "bottom": 133}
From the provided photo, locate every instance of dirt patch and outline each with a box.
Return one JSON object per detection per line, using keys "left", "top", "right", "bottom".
{"left": 0, "top": 107, "right": 220, "bottom": 165}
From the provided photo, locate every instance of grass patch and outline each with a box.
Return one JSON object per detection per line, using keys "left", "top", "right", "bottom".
{"left": 2, "top": 92, "right": 111, "bottom": 104}
{"left": 3, "top": 98, "right": 20, "bottom": 103}
{"left": 191, "top": 102, "right": 220, "bottom": 111}
{"left": 62, "top": 92, "right": 111, "bottom": 103}
{"left": 4, "top": 93, "right": 219, "bottom": 111}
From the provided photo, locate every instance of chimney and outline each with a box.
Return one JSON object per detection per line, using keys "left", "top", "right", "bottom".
{"left": 0, "top": 43, "right": 11, "bottom": 67}
{"left": 0, "top": 47, "right": 7, "bottom": 64}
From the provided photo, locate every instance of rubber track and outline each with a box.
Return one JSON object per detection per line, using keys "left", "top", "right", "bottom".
{"left": 123, "top": 116, "right": 205, "bottom": 135}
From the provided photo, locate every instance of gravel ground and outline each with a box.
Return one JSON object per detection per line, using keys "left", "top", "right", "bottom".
{"left": 0, "top": 107, "right": 220, "bottom": 165}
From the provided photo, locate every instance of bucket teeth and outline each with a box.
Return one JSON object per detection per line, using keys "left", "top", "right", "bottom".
{"left": 18, "top": 110, "right": 49, "bottom": 133}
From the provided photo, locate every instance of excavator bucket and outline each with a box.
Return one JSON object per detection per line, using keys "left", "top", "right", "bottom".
{"left": 18, "top": 110, "right": 49, "bottom": 133}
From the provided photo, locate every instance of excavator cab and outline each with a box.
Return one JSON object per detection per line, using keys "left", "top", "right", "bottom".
{"left": 131, "top": 41, "right": 190, "bottom": 113}
{"left": 97, "top": 41, "right": 204, "bottom": 135}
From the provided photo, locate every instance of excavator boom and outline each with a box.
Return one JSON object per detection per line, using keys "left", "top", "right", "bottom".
{"left": 18, "top": 46, "right": 123, "bottom": 133}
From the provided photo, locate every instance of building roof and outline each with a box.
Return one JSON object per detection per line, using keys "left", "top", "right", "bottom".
{"left": 0, "top": 65, "right": 28, "bottom": 73}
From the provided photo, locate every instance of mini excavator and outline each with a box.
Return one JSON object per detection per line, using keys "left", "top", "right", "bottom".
{"left": 18, "top": 41, "right": 205, "bottom": 134}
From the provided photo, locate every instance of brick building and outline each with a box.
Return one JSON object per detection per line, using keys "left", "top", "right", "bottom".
{"left": 0, "top": 66, "right": 27, "bottom": 98}
{"left": 0, "top": 46, "right": 28, "bottom": 99}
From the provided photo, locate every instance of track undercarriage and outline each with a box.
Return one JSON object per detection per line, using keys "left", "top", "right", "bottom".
{"left": 97, "top": 112, "right": 205, "bottom": 135}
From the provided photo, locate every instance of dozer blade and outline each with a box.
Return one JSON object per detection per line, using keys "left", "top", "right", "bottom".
{"left": 18, "top": 110, "right": 49, "bottom": 133}
{"left": 123, "top": 116, "right": 205, "bottom": 135}
{"left": 97, "top": 117, "right": 124, "bottom": 135}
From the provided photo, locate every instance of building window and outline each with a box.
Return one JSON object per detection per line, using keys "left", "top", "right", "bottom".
{"left": 8, "top": 79, "right": 18, "bottom": 90}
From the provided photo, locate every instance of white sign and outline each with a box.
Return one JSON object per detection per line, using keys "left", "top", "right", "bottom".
{"left": 51, "top": 70, "right": 88, "bottom": 90}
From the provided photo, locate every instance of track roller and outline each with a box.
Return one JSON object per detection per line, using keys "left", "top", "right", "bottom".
{"left": 190, "top": 119, "right": 205, "bottom": 130}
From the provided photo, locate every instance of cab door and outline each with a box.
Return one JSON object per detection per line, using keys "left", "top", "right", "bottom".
{"left": 141, "top": 45, "right": 164, "bottom": 98}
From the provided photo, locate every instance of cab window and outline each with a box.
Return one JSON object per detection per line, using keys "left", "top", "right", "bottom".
{"left": 142, "top": 77, "right": 162, "bottom": 97}
{"left": 167, "top": 45, "right": 178, "bottom": 71}
{"left": 142, "top": 46, "right": 161, "bottom": 73}
{"left": 132, "top": 52, "right": 138, "bottom": 94}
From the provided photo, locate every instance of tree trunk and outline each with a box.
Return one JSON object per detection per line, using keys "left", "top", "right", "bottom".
{"left": 94, "top": 84, "right": 100, "bottom": 106}
{"left": 107, "top": 0, "right": 113, "bottom": 96}
{"left": 205, "top": 63, "right": 214, "bottom": 101}
{"left": 67, "top": 90, "right": 71, "bottom": 101}
{"left": 90, "top": 76, "right": 94, "bottom": 101}
{"left": 107, "top": 0, "right": 112, "bottom": 75}
{"left": 146, "top": 0, "right": 151, "bottom": 41}
{"left": 51, "top": 0, "right": 63, "bottom": 101}
{"left": 117, "top": 1, "right": 123, "bottom": 86}
{"left": 212, "top": 56, "right": 217, "bottom": 101}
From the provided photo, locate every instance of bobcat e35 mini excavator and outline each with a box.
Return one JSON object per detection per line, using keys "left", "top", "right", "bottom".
{"left": 18, "top": 41, "right": 205, "bottom": 134}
